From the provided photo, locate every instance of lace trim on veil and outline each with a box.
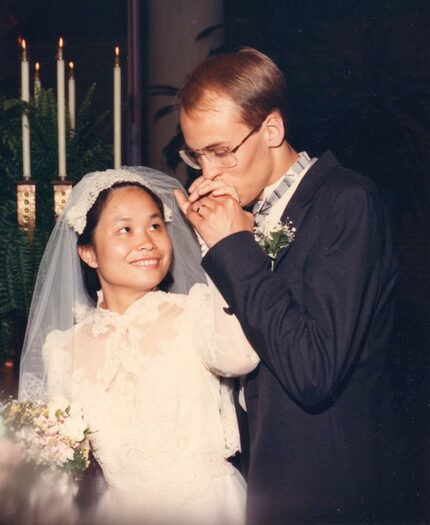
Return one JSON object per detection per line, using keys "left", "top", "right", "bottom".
{"left": 66, "top": 169, "right": 173, "bottom": 234}
{"left": 19, "top": 373, "right": 48, "bottom": 402}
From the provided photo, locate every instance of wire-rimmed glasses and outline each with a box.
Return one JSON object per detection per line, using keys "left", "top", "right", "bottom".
{"left": 179, "top": 122, "right": 263, "bottom": 170}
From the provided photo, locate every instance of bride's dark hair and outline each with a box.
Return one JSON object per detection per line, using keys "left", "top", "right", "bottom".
{"left": 77, "top": 182, "right": 173, "bottom": 302}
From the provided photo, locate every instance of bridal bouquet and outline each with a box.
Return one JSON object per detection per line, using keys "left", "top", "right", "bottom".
{"left": 0, "top": 396, "right": 91, "bottom": 525}
{"left": 0, "top": 396, "right": 91, "bottom": 476}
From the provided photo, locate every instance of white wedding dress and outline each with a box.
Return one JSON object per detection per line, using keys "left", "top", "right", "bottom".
{"left": 43, "top": 283, "right": 259, "bottom": 525}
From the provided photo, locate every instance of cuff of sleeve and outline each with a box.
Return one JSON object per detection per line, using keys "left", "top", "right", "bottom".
{"left": 202, "top": 231, "right": 269, "bottom": 308}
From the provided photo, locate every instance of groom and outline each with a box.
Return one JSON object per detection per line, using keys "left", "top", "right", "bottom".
{"left": 175, "top": 48, "right": 398, "bottom": 524}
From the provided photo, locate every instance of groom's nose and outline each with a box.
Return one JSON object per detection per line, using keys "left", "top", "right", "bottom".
{"left": 200, "top": 156, "right": 223, "bottom": 181}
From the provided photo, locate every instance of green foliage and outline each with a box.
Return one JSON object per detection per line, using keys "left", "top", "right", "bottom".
{"left": 0, "top": 85, "right": 112, "bottom": 360}
{"left": 64, "top": 448, "right": 88, "bottom": 476}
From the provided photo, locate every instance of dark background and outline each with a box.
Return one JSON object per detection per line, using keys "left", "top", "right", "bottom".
{"left": 0, "top": 0, "right": 429, "bottom": 522}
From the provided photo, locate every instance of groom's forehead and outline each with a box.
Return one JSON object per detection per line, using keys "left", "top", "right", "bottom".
{"left": 181, "top": 92, "right": 243, "bottom": 124}
{"left": 180, "top": 100, "right": 246, "bottom": 148}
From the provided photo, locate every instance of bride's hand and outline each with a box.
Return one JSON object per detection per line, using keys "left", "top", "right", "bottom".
{"left": 188, "top": 176, "right": 241, "bottom": 204}
{"left": 175, "top": 190, "right": 253, "bottom": 249}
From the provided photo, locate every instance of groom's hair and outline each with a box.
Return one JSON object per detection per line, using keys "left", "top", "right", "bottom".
{"left": 77, "top": 182, "right": 173, "bottom": 303}
{"left": 178, "top": 47, "right": 288, "bottom": 131}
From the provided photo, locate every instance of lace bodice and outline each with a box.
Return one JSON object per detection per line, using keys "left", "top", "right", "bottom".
{"left": 41, "top": 283, "right": 258, "bottom": 515}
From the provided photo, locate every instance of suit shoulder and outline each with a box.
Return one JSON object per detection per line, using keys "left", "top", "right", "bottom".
{"left": 327, "top": 164, "right": 378, "bottom": 195}
{"left": 315, "top": 163, "right": 383, "bottom": 216}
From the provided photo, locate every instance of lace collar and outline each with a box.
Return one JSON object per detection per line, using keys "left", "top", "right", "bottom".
{"left": 92, "top": 289, "right": 165, "bottom": 336}
{"left": 96, "top": 289, "right": 158, "bottom": 313}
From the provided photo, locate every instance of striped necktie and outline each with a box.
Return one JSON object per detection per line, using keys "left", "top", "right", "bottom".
{"left": 253, "top": 151, "right": 312, "bottom": 227}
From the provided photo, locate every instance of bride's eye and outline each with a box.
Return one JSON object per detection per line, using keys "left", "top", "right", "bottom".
{"left": 118, "top": 226, "right": 131, "bottom": 233}
{"left": 149, "top": 222, "right": 162, "bottom": 231}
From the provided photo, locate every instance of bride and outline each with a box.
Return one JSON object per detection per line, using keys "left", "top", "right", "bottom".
{"left": 18, "top": 167, "right": 259, "bottom": 525}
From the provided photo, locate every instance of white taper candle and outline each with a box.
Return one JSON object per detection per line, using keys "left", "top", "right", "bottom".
{"left": 21, "top": 39, "right": 31, "bottom": 180}
{"left": 57, "top": 37, "right": 67, "bottom": 180}
{"left": 114, "top": 46, "right": 122, "bottom": 168}
{"left": 34, "top": 62, "right": 41, "bottom": 104}
{"left": 68, "top": 61, "right": 76, "bottom": 133}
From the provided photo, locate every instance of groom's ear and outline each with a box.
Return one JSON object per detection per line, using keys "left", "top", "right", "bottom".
{"left": 265, "top": 111, "right": 285, "bottom": 149}
{"left": 77, "top": 244, "right": 98, "bottom": 269}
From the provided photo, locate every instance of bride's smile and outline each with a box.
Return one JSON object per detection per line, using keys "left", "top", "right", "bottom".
{"left": 129, "top": 257, "right": 162, "bottom": 268}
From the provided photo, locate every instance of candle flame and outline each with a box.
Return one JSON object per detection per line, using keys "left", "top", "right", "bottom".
{"left": 57, "top": 37, "right": 64, "bottom": 60}
{"left": 114, "top": 46, "right": 120, "bottom": 66}
{"left": 69, "top": 61, "right": 74, "bottom": 70}
{"left": 21, "top": 38, "right": 28, "bottom": 60}
{"left": 35, "top": 62, "right": 40, "bottom": 71}
{"left": 4, "top": 359, "right": 14, "bottom": 369}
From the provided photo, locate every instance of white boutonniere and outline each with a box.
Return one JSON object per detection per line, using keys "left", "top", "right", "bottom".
{"left": 253, "top": 219, "right": 296, "bottom": 270}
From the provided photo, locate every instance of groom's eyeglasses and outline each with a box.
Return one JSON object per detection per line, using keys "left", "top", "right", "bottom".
{"left": 179, "top": 122, "right": 263, "bottom": 170}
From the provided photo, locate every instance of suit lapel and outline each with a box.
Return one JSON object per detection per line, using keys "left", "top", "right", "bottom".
{"left": 273, "top": 151, "right": 340, "bottom": 270}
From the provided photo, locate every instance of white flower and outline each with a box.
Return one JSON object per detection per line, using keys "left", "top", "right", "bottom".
{"left": 253, "top": 219, "right": 295, "bottom": 270}
{"left": 68, "top": 403, "right": 84, "bottom": 421}
{"left": 68, "top": 403, "right": 84, "bottom": 420}
{"left": 66, "top": 205, "right": 86, "bottom": 234}
{"left": 59, "top": 416, "right": 87, "bottom": 443}
{"left": 59, "top": 403, "right": 87, "bottom": 442}
{"left": 48, "top": 396, "right": 70, "bottom": 420}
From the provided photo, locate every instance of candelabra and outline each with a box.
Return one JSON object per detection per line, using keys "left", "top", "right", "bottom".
{"left": 52, "top": 180, "right": 73, "bottom": 218}
{"left": 16, "top": 181, "right": 36, "bottom": 238}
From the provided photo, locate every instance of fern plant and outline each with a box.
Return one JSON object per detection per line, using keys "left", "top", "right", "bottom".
{"left": 0, "top": 85, "right": 112, "bottom": 362}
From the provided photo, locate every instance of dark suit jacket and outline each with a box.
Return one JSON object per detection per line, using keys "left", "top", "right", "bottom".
{"left": 202, "top": 152, "right": 398, "bottom": 525}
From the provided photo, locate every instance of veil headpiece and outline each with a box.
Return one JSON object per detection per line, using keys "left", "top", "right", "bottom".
{"left": 19, "top": 167, "right": 206, "bottom": 400}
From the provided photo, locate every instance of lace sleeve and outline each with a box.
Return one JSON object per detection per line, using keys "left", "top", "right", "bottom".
{"left": 188, "top": 281, "right": 260, "bottom": 377}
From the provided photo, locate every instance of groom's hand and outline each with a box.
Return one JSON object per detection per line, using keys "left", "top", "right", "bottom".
{"left": 174, "top": 190, "right": 254, "bottom": 249}
{"left": 188, "top": 176, "right": 241, "bottom": 204}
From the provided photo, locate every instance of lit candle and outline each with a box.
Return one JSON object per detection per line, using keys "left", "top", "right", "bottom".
{"left": 68, "top": 61, "right": 76, "bottom": 133}
{"left": 57, "top": 37, "right": 67, "bottom": 180}
{"left": 21, "top": 39, "right": 31, "bottom": 180}
{"left": 34, "top": 62, "right": 41, "bottom": 103}
{"left": 113, "top": 46, "right": 121, "bottom": 168}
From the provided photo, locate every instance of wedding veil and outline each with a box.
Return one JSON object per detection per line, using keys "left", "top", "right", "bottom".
{"left": 18, "top": 166, "right": 206, "bottom": 400}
